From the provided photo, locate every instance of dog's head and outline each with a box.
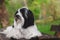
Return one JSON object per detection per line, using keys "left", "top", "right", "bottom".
{"left": 14, "top": 7, "right": 34, "bottom": 28}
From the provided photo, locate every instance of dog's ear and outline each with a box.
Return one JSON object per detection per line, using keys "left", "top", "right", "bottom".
{"left": 27, "top": 10, "right": 34, "bottom": 25}
{"left": 22, "top": 9, "right": 34, "bottom": 28}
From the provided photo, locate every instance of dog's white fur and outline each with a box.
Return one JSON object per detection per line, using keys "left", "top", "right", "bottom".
{"left": 0, "top": 7, "right": 42, "bottom": 39}
{"left": 21, "top": 25, "right": 42, "bottom": 39}
{"left": 2, "top": 26, "right": 23, "bottom": 39}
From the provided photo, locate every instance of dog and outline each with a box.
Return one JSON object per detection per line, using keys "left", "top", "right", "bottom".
{"left": 0, "top": 7, "right": 42, "bottom": 40}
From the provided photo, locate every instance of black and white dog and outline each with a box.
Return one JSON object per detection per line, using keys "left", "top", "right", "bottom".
{"left": 0, "top": 7, "right": 42, "bottom": 40}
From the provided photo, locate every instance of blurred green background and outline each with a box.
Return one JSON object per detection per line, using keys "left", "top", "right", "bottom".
{"left": 0, "top": 0, "right": 60, "bottom": 36}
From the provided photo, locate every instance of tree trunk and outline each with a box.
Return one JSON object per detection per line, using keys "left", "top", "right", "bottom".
{"left": 22, "top": 0, "right": 28, "bottom": 7}
{"left": 0, "top": 0, "right": 9, "bottom": 28}
{"left": 41, "top": 2, "right": 46, "bottom": 19}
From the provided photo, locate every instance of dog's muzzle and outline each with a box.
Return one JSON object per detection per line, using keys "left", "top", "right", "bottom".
{"left": 15, "top": 15, "right": 21, "bottom": 21}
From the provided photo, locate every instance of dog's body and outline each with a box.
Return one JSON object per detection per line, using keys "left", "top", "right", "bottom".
{"left": 0, "top": 7, "right": 42, "bottom": 40}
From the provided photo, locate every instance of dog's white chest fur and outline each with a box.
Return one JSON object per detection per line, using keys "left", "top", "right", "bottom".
{"left": 22, "top": 25, "right": 42, "bottom": 39}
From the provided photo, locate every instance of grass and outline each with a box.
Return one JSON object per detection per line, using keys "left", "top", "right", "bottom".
{"left": 37, "top": 23, "right": 55, "bottom": 35}
{"left": 37, "top": 19, "right": 60, "bottom": 35}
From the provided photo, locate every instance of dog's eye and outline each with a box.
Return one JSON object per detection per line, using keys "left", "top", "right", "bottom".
{"left": 15, "top": 15, "right": 20, "bottom": 18}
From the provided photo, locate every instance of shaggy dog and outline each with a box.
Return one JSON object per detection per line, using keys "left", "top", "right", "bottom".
{"left": 0, "top": 7, "right": 42, "bottom": 40}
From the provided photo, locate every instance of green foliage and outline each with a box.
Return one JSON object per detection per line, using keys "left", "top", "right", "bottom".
{"left": 27, "top": 0, "right": 51, "bottom": 19}
{"left": 5, "top": 0, "right": 51, "bottom": 20}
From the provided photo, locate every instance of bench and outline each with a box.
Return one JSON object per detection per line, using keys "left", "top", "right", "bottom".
{"left": 51, "top": 24, "right": 60, "bottom": 38}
